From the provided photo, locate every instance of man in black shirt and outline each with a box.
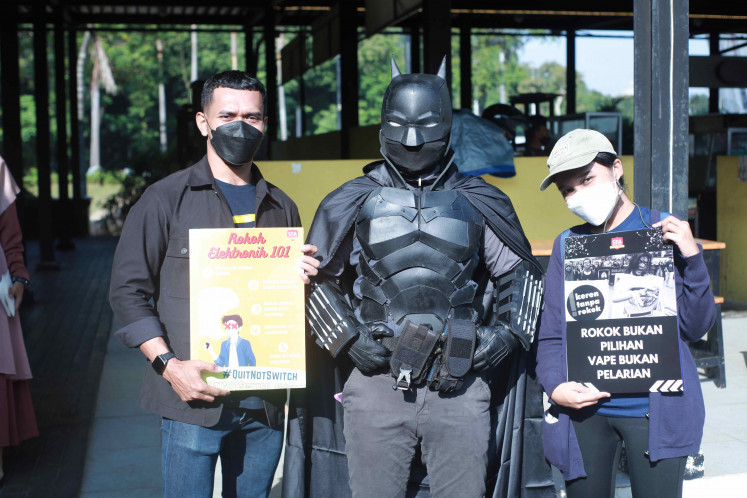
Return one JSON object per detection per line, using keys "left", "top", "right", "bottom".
{"left": 109, "top": 70, "right": 319, "bottom": 497}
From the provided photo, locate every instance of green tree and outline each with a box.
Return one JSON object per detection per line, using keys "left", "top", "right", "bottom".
{"left": 689, "top": 94, "right": 709, "bottom": 116}
{"left": 357, "top": 31, "right": 409, "bottom": 126}
{"left": 78, "top": 27, "right": 250, "bottom": 172}
{"left": 304, "top": 57, "right": 339, "bottom": 135}
{"left": 470, "top": 34, "right": 528, "bottom": 113}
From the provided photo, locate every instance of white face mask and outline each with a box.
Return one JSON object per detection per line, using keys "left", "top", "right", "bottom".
{"left": 566, "top": 180, "right": 621, "bottom": 227}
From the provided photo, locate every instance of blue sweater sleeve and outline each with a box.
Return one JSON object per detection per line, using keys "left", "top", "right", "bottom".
{"left": 536, "top": 235, "right": 567, "bottom": 398}
{"left": 675, "top": 249, "right": 716, "bottom": 341}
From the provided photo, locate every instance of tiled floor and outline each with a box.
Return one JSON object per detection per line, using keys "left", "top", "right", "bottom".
{"left": 0, "top": 237, "right": 117, "bottom": 498}
{"left": 682, "top": 313, "right": 747, "bottom": 497}
{"left": 79, "top": 321, "right": 284, "bottom": 498}
{"left": 79, "top": 325, "right": 161, "bottom": 497}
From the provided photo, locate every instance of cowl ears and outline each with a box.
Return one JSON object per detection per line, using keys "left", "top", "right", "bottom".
{"left": 391, "top": 57, "right": 401, "bottom": 78}
{"left": 436, "top": 56, "right": 446, "bottom": 80}
{"left": 389, "top": 56, "right": 447, "bottom": 80}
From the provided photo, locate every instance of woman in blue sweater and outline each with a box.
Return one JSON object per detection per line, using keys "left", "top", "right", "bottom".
{"left": 536, "top": 129, "right": 715, "bottom": 498}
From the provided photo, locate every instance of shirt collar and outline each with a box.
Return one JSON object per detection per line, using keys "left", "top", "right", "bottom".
{"left": 187, "top": 155, "right": 268, "bottom": 195}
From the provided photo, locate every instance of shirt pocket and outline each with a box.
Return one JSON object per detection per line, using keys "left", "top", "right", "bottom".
{"left": 161, "top": 236, "right": 190, "bottom": 299}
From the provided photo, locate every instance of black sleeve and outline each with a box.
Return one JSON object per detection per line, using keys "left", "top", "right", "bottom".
{"left": 482, "top": 226, "right": 522, "bottom": 279}
{"left": 109, "top": 187, "right": 170, "bottom": 348}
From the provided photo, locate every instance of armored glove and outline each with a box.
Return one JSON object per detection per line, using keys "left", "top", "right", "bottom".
{"left": 346, "top": 324, "right": 393, "bottom": 374}
{"left": 472, "top": 323, "right": 519, "bottom": 372}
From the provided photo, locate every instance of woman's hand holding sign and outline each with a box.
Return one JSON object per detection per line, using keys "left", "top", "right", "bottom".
{"left": 653, "top": 216, "right": 699, "bottom": 258}
{"left": 551, "top": 381, "right": 610, "bottom": 410}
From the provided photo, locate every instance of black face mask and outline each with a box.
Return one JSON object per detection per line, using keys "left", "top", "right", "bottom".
{"left": 382, "top": 136, "right": 450, "bottom": 174}
{"left": 208, "top": 119, "right": 264, "bottom": 166}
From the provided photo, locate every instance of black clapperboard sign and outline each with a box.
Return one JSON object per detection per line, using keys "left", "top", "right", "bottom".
{"left": 564, "top": 228, "right": 682, "bottom": 394}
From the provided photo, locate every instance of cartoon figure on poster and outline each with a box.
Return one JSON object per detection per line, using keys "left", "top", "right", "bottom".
{"left": 205, "top": 314, "right": 257, "bottom": 367}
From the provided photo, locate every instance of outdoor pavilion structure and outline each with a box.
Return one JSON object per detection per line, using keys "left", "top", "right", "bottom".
{"left": 2, "top": 0, "right": 747, "bottom": 268}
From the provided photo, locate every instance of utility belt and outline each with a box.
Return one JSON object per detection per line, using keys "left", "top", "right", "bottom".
{"left": 384, "top": 318, "right": 476, "bottom": 392}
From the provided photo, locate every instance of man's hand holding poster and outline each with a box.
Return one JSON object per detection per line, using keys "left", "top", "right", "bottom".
{"left": 189, "top": 227, "right": 305, "bottom": 390}
{"left": 564, "top": 228, "right": 682, "bottom": 393}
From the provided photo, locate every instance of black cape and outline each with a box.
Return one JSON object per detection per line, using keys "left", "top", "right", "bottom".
{"left": 283, "top": 160, "right": 554, "bottom": 497}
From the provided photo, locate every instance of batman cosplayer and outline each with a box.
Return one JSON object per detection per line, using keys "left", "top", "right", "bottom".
{"left": 283, "top": 58, "right": 554, "bottom": 497}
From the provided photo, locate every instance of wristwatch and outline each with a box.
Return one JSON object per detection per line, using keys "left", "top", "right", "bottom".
{"left": 152, "top": 352, "right": 177, "bottom": 375}
{"left": 12, "top": 276, "right": 30, "bottom": 288}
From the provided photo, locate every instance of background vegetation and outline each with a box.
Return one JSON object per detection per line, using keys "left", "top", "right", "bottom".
{"left": 0, "top": 26, "right": 709, "bottom": 227}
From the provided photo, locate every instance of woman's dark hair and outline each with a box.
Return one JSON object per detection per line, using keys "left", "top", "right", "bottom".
{"left": 593, "top": 151, "right": 625, "bottom": 188}
{"left": 201, "top": 70, "right": 266, "bottom": 114}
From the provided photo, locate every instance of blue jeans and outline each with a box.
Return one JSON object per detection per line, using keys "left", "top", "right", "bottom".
{"left": 161, "top": 407, "right": 283, "bottom": 498}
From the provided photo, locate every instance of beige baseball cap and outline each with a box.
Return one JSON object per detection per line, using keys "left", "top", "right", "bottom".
{"left": 539, "top": 128, "right": 617, "bottom": 191}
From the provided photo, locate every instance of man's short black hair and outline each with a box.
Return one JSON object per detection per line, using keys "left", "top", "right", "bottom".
{"left": 222, "top": 314, "right": 243, "bottom": 327}
{"left": 201, "top": 70, "right": 266, "bottom": 115}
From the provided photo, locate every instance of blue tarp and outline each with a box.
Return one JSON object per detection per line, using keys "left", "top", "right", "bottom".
{"left": 450, "top": 109, "right": 516, "bottom": 178}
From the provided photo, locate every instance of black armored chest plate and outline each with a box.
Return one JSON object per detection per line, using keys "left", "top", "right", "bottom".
{"left": 354, "top": 187, "right": 484, "bottom": 333}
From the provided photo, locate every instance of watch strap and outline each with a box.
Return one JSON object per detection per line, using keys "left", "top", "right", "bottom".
{"left": 152, "top": 352, "right": 177, "bottom": 375}
{"left": 12, "top": 276, "right": 30, "bottom": 288}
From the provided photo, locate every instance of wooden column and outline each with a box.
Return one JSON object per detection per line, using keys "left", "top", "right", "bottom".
{"left": 1, "top": 10, "right": 23, "bottom": 183}
{"left": 338, "top": 0, "right": 359, "bottom": 158}
{"left": 33, "top": 6, "right": 57, "bottom": 266}
{"left": 566, "top": 30, "right": 577, "bottom": 114}
{"left": 245, "top": 26, "right": 257, "bottom": 75}
{"left": 264, "top": 7, "right": 277, "bottom": 149}
{"left": 634, "top": 0, "right": 690, "bottom": 220}
{"left": 422, "top": 0, "right": 452, "bottom": 90}
{"left": 55, "top": 15, "right": 74, "bottom": 248}
{"left": 68, "top": 28, "right": 82, "bottom": 203}
{"left": 409, "top": 24, "right": 421, "bottom": 73}
{"left": 459, "top": 20, "right": 472, "bottom": 109}
{"left": 708, "top": 33, "right": 719, "bottom": 113}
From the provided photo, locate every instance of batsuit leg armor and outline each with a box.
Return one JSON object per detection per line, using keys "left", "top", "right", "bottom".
{"left": 354, "top": 186, "right": 484, "bottom": 388}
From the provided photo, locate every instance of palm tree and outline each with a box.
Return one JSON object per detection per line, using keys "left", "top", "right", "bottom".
{"left": 88, "top": 33, "right": 117, "bottom": 172}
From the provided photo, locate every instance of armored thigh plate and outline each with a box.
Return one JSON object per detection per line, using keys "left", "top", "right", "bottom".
{"left": 354, "top": 187, "right": 484, "bottom": 334}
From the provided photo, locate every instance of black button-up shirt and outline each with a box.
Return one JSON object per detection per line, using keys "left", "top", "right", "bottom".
{"left": 109, "top": 156, "right": 301, "bottom": 427}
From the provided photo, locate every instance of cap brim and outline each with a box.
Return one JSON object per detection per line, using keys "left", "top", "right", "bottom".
{"left": 539, "top": 150, "right": 599, "bottom": 191}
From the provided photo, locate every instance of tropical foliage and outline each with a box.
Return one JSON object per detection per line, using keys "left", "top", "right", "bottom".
{"left": 2, "top": 26, "right": 713, "bottom": 180}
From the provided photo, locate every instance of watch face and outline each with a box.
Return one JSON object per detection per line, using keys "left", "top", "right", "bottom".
{"left": 152, "top": 353, "right": 174, "bottom": 375}
{"left": 153, "top": 356, "right": 165, "bottom": 375}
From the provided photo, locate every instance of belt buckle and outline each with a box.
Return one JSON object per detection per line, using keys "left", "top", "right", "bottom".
{"left": 393, "top": 368, "right": 412, "bottom": 391}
